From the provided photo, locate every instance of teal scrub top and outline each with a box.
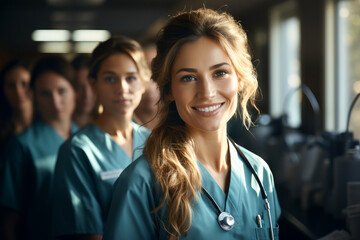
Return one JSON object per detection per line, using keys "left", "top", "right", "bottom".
{"left": 52, "top": 122, "right": 150, "bottom": 237}
{"left": 0, "top": 120, "right": 78, "bottom": 240}
{"left": 103, "top": 140, "right": 281, "bottom": 240}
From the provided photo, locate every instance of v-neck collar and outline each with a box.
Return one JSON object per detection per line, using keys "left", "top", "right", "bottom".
{"left": 197, "top": 139, "right": 245, "bottom": 212}
{"left": 38, "top": 120, "right": 78, "bottom": 141}
{"left": 89, "top": 123, "right": 134, "bottom": 162}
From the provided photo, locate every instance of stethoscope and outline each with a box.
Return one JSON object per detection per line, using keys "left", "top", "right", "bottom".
{"left": 201, "top": 138, "right": 275, "bottom": 240}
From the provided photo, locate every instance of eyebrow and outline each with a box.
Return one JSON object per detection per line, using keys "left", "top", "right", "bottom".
{"left": 102, "top": 71, "right": 138, "bottom": 75}
{"left": 175, "top": 62, "right": 230, "bottom": 75}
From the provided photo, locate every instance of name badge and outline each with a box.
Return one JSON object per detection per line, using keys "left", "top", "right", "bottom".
{"left": 100, "top": 169, "right": 123, "bottom": 180}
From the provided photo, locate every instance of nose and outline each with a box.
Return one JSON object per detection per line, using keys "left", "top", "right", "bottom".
{"left": 50, "top": 92, "right": 62, "bottom": 110}
{"left": 117, "top": 78, "right": 129, "bottom": 93}
{"left": 15, "top": 83, "right": 24, "bottom": 98}
{"left": 197, "top": 76, "right": 216, "bottom": 99}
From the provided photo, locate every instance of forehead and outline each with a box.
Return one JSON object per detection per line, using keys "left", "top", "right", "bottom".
{"left": 99, "top": 53, "right": 138, "bottom": 73}
{"left": 35, "top": 71, "right": 71, "bottom": 89}
{"left": 172, "top": 37, "right": 231, "bottom": 71}
{"left": 5, "top": 66, "right": 30, "bottom": 81}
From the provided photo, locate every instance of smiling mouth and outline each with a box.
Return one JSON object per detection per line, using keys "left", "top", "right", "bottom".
{"left": 194, "top": 103, "right": 223, "bottom": 113}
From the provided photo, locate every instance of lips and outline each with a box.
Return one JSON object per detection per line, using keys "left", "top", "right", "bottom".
{"left": 193, "top": 103, "right": 223, "bottom": 113}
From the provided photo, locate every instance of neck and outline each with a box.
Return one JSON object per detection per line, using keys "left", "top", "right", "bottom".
{"left": 94, "top": 112, "right": 133, "bottom": 145}
{"left": 193, "top": 128, "right": 229, "bottom": 173}
{"left": 13, "top": 104, "right": 33, "bottom": 134}
{"left": 133, "top": 111, "right": 159, "bottom": 130}
{"left": 47, "top": 119, "right": 72, "bottom": 140}
{"left": 72, "top": 111, "right": 93, "bottom": 128}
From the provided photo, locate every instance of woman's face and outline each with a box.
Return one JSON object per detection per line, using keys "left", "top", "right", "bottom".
{"left": 74, "top": 67, "right": 96, "bottom": 114}
{"left": 4, "top": 66, "right": 32, "bottom": 111}
{"left": 92, "top": 53, "right": 145, "bottom": 118}
{"left": 34, "top": 71, "right": 75, "bottom": 124}
{"left": 170, "top": 37, "right": 239, "bottom": 133}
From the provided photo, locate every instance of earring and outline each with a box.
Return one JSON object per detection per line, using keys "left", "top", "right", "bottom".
{"left": 98, "top": 104, "right": 104, "bottom": 114}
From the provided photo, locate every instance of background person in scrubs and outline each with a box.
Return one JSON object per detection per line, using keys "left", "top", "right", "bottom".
{"left": 71, "top": 54, "right": 97, "bottom": 128}
{"left": 104, "top": 8, "right": 281, "bottom": 240}
{"left": 0, "top": 59, "right": 33, "bottom": 151}
{"left": 52, "top": 36, "right": 151, "bottom": 240}
{"left": 133, "top": 43, "right": 160, "bottom": 130}
{"left": 0, "top": 55, "right": 77, "bottom": 240}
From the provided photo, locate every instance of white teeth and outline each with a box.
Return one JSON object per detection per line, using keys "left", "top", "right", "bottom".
{"left": 195, "top": 104, "right": 221, "bottom": 112}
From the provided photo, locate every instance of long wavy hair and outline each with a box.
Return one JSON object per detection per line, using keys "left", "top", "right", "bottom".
{"left": 144, "top": 8, "right": 258, "bottom": 239}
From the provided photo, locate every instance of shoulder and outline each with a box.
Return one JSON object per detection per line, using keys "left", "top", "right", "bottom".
{"left": 62, "top": 124, "right": 99, "bottom": 149}
{"left": 236, "top": 143, "right": 273, "bottom": 175}
{"left": 114, "top": 155, "right": 155, "bottom": 191}
{"left": 57, "top": 125, "right": 101, "bottom": 168}
{"left": 14, "top": 122, "right": 41, "bottom": 144}
{"left": 132, "top": 122, "right": 151, "bottom": 138}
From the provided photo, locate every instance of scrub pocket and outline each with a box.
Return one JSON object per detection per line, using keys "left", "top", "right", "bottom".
{"left": 255, "top": 224, "right": 279, "bottom": 240}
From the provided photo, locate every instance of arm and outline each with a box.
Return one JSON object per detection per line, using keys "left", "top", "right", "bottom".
{"left": 0, "top": 139, "right": 27, "bottom": 240}
{"left": 0, "top": 207, "right": 20, "bottom": 240}
{"left": 53, "top": 142, "right": 104, "bottom": 237}
{"left": 103, "top": 160, "right": 159, "bottom": 240}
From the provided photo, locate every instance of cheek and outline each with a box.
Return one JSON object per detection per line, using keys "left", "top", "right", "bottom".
{"left": 223, "top": 78, "right": 239, "bottom": 98}
{"left": 36, "top": 97, "right": 48, "bottom": 110}
{"left": 131, "top": 81, "right": 145, "bottom": 94}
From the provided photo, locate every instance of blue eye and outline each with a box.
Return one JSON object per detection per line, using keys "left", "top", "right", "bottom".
{"left": 181, "top": 75, "right": 195, "bottom": 82}
{"left": 105, "top": 76, "right": 116, "bottom": 83}
{"left": 214, "top": 70, "right": 227, "bottom": 78}
{"left": 127, "top": 76, "right": 137, "bottom": 82}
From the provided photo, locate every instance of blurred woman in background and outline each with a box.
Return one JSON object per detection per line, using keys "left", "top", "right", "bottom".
{"left": 0, "top": 59, "right": 33, "bottom": 150}
{"left": 71, "top": 54, "right": 96, "bottom": 128}
{"left": 0, "top": 55, "right": 77, "bottom": 240}
{"left": 133, "top": 43, "right": 161, "bottom": 130}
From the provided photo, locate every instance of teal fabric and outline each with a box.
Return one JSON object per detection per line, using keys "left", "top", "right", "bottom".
{"left": 52, "top": 122, "right": 150, "bottom": 237}
{"left": 103, "top": 141, "right": 281, "bottom": 240}
{"left": 0, "top": 120, "right": 78, "bottom": 240}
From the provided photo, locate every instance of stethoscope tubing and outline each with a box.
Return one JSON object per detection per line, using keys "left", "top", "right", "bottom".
{"left": 200, "top": 138, "right": 275, "bottom": 240}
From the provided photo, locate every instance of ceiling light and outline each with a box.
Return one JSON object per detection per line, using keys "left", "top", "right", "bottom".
{"left": 46, "top": 0, "right": 105, "bottom": 6}
{"left": 38, "top": 42, "right": 72, "bottom": 53}
{"left": 32, "top": 30, "right": 71, "bottom": 41}
{"left": 72, "top": 30, "right": 110, "bottom": 42}
{"left": 74, "top": 42, "right": 100, "bottom": 53}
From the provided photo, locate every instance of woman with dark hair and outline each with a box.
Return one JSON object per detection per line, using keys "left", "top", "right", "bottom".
{"left": 0, "top": 59, "right": 33, "bottom": 149}
{"left": 0, "top": 55, "right": 78, "bottom": 240}
{"left": 104, "top": 8, "right": 281, "bottom": 240}
{"left": 52, "top": 36, "right": 150, "bottom": 240}
{"left": 71, "top": 54, "right": 96, "bottom": 127}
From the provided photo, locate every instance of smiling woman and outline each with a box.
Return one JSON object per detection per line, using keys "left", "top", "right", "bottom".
{"left": 170, "top": 37, "right": 239, "bottom": 133}
{"left": 103, "top": 8, "right": 281, "bottom": 240}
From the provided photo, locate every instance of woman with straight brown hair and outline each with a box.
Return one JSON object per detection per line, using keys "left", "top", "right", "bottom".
{"left": 52, "top": 36, "right": 150, "bottom": 240}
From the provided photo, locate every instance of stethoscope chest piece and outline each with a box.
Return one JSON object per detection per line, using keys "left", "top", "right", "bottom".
{"left": 218, "top": 212, "right": 235, "bottom": 231}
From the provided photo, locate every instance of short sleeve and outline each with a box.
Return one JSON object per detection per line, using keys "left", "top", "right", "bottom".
{"left": 103, "top": 159, "right": 159, "bottom": 240}
{"left": 52, "top": 141, "right": 103, "bottom": 236}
